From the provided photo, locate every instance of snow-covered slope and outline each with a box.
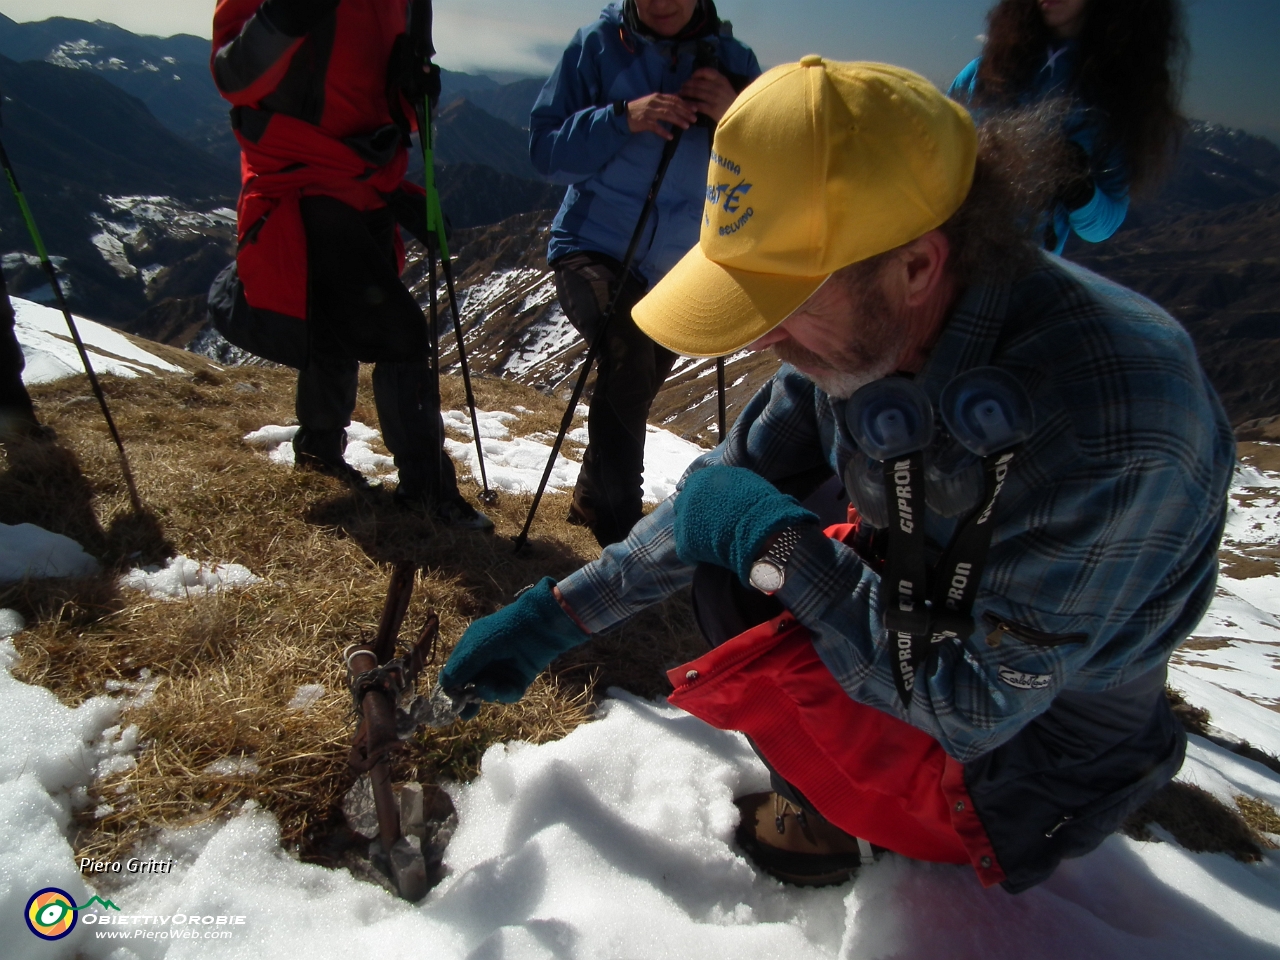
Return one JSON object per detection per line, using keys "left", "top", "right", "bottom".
{"left": 14, "top": 296, "right": 184, "bottom": 384}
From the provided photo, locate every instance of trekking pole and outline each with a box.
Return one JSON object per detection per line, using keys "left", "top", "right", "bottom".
{"left": 716, "top": 357, "right": 726, "bottom": 442}
{"left": 514, "top": 128, "right": 685, "bottom": 553}
{"left": 0, "top": 124, "right": 142, "bottom": 512}
{"left": 408, "top": 0, "right": 495, "bottom": 506}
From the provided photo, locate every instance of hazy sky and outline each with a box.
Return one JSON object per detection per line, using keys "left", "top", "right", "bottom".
{"left": 1, "top": 0, "right": 1275, "bottom": 141}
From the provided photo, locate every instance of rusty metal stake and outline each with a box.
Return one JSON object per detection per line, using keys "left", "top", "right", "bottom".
{"left": 344, "top": 563, "right": 432, "bottom": 901}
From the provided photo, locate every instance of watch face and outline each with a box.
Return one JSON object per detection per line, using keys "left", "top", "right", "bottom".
{"left": 749, "top": 560, "right": 785, "bottom": 594}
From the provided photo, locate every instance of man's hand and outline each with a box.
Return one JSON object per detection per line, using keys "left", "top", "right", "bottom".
{"left": 626, "top": 93, "right": 698, "bottom": 140}
{"left": 679, "top": 67, "right": 738, "bottom": 124}
{"left": 672, "top": 465, "right": 818, "bottom": 584}
{"left": 439, "top": 577, "right": 588, "bottom": 715}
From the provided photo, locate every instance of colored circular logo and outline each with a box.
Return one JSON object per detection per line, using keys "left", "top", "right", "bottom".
{"left": 25, "top": 888, "right": 78, "bottom": 941}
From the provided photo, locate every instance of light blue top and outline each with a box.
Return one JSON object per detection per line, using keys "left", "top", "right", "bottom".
{"left": 529, "top": 3, "right": 760, "bottom": 284}
{"left": 950, "top": 44, "right": 1130, "bottom": 253}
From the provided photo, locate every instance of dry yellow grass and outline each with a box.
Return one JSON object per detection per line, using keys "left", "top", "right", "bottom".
{"left": 1, "top": 358, "right": 708, "bottom": 866}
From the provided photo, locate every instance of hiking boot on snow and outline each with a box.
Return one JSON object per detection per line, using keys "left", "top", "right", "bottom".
{"left": 394, "top": 487, "right": 494, "bottom": 533}
{"left": 294, "top": 450, "right": 372, "bottom": 491}
{"left": 734, "top": 792, "right": 876, "bottom": 887}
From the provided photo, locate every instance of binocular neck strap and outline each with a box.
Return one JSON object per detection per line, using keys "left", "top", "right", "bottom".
{"left": 882, "top": 451, "right": 929, "bottom": 707}
{"left": 882, "top": 447, "right": 1020, "bottom": 709}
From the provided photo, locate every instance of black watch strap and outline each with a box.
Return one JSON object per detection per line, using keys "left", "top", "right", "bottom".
{"left": 613, "top": 98, "right": 628, "bottom": 117}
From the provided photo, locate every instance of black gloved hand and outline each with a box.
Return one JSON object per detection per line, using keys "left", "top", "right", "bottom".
{"left": 1058, "top": 140, "right": 1096, "bottom": 211}
{"left": 389, "top": 34, "right": 442, "bottom": 112}
{"left": 259, "top": 0, "right": 341, "bottom": 38}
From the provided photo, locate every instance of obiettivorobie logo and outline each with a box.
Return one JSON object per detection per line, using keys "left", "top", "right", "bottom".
{"left": 24, "top": 888, "right": 120, "bottom": 941}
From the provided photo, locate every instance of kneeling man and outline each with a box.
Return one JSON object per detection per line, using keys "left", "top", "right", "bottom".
{"left": 441, "top": 58, "right": 1233, "bottom": 892}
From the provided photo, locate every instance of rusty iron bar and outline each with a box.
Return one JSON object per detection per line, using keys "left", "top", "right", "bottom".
{"left": 373, "top": 561, "right": 416, "bottom": 663}
{"left": 347, "top": 645, "right": 403, "bottom": 855}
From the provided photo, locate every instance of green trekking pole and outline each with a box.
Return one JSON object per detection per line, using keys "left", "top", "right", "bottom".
{"left": 407, "top": 0, "right": 496, "bottom": 507}
{"left": 0, "top": 118, "right": 142, "bottom": 511}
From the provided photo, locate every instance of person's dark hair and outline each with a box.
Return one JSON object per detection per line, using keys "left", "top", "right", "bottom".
{"left": 974, "top": 0, "right": 1188, "bottom": 191}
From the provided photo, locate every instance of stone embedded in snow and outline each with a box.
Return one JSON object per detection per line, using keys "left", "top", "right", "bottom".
{"left": 0, "top": 523, "right": 100, "bottom": 582}
{"left": 118, "top": 554, "right": 262, "bottom": 600}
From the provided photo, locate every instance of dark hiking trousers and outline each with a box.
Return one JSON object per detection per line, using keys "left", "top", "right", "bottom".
{"left": 0, "top": 278, "right": 38, "bottom": 438}
{"left": 553, "top": 250, "right": 677, "bottom": 547}
{"left": 292, "top": 195, "right": 458, "bottom": 501}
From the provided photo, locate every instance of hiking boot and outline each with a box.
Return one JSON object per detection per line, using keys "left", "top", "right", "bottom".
{"left": 395, "top": 487, "right": 494, "bottom": 533}
{"left": 0, "top": 407, "right": 55, "bottom": 447}
{"left": 566, "top": 501, "right": 593, "bottom": 529}
{"left": 294, "top": 450, "right": 371, "bottom": 491}
{"left": 435, "top": 496, "right": 495, "bottom": 533}
{"left": 734, "top": 792, "right": 876, "bottom": 887}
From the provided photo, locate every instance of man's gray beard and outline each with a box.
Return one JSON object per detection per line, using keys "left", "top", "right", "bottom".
{"left": 801, "top": 359, "right": 899, "bottom": 400}
{"left": 771, "top": 336, "right": 902, "bottom": 400}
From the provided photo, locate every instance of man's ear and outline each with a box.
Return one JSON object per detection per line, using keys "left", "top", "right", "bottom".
{"left": 893, "top": 230, "right": 951, "bottom": 308}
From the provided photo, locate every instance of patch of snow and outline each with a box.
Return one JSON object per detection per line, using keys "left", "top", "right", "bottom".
{"left": 442, "top": 409, "right": 517, "bottom": 441}
{"left": 458, "top": 267, "right": 546, "bottom": 321}
{"left": 119, "top": 555, "right": 262, "bottom": 600}
{"left": 0, "top": 608, "right": 26, "bottom": 637}
{"left": 45, "top": 39, "right": 102, "bottom": 69}
{"left": 287, "top": 685, "right": 326, "bottom": 713}
{"left": 89, "top": 231, "right": 137, "bottom": 278}
{"left": 13, "top": 296, "right": 184, "bottom": 384}
{"left": 516, "top": 276, "right": 558, "bottom": 314}
{"left": 244, "top": 421, "right": 395, "bottom": 477}
{"left": 642, "top": 424, "right": 705, "bottom": 502}
{"left": 444, "top": 434, "right": 580, "bottom": 495}
{"left": 0, "top": 523, "right": 99, "bottom": 582}
{"left": 1178, "top": 735, "right": 1280, "bottom": 811}
{"left": 104, "top": 669, "right": 160, "bottom": 709}
{"left": 500, "top": 304, "right": 579, "bottom": 380}
{"left": 204, "top": 757, "right": 261, "bottom": 777}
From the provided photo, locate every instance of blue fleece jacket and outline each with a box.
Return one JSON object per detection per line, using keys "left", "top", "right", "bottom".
{"left": 529, "top": 3, "right": 760, "bottom": 285}
{"left": 950, "top": 43, "right": 1129, "bottom": 253}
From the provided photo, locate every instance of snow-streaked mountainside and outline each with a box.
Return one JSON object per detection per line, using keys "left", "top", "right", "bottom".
{"left": 5, "top": 297, "right": 1280, "bottom": 958}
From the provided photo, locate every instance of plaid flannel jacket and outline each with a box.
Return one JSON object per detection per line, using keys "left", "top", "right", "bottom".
{"left": 559, "top": 254, "right": 1235, "bottom": 762}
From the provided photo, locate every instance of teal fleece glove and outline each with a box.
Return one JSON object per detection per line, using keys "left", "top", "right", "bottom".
{"left": 672, "top": 465, "right": 818, "bottom": 584}
{"left": 440, "top": 577, "right": 588, "bottom": 711}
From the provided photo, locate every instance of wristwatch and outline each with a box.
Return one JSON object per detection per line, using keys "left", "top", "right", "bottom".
{"left": 748, "top": 527, "right": 805, "bottom": 594}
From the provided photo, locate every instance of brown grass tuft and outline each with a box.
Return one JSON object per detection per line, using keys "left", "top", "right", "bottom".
{"left": 1123, "top": 781, "right": 1267, "bottom": 862}
{"left": 1235, "top": 795, "right": 1280, "bottom": 844}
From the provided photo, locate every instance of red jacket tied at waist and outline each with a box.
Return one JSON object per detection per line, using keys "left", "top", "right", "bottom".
{"left": 211, "top": 0, "right": 423, "bottom": 320}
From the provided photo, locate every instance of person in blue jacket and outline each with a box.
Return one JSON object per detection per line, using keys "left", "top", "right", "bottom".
{"left": 949, "top": 0, "right": 1187, "bottom": 253}
{"left": 530, "top": 0, "right": 760, "bottom": 546}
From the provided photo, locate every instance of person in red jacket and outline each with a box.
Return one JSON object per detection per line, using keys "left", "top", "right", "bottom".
{"left": 210, "top": 0, "right": 491, "bottom": 530}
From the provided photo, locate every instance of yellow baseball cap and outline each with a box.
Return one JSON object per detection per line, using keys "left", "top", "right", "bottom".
{"left": 632, "top": 57, "right": 977, "bottom": 358}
